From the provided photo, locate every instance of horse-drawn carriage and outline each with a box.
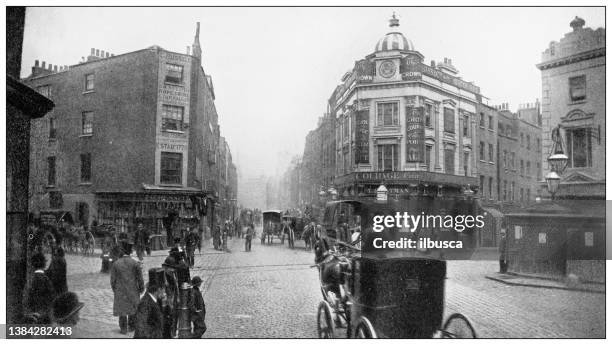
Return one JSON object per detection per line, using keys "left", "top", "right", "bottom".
{"left": 36, "top": 211, "right": 96, "bottom": 256}
{"left": 314, "top": 199, "right": 477, "bottom": 338}
{"left": 261, "top": 210, "right": 283, "bottom": 244}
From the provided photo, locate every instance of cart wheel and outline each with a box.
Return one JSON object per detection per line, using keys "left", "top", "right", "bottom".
{"left": 317, "top": 301, "right": 335, "bottom": 338}
{"left": 354, "top": 316, "right": 377, "bottom": 339}
{"left": 441, "top": 313, "right": 477, "bottom": 338}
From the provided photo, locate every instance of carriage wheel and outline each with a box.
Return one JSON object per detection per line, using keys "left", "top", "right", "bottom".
{"left": 317, "top": 301, "right": 335, "bottom": 338}
{"left": 354, "top": 316, "right": 377, "bottom": 338}
{"left": 441, "top": 313, "right": 477, "bottom": 338}
{"left": 84, "top": 232, "right": 96, "bottom": 256}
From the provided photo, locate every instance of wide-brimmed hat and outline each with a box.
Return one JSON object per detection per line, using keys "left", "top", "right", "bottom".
{"left": 52, "top": 292, "right": 84, "bottom": 324}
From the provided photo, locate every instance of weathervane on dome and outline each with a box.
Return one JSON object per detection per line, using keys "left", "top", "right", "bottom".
{"left": 389, "top": 12, "right": 400, "bottom": 28}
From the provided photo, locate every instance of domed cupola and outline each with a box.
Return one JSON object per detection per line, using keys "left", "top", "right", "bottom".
{"left": 375, "top": 13, "right": 414, "bottom": 53}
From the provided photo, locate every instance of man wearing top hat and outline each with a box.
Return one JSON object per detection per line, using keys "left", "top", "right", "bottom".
{"left": 134, "top": 269, "right": 166, "bottom": 339}
{"left": 110, "top": 240, "right": 144, "bottom": 334}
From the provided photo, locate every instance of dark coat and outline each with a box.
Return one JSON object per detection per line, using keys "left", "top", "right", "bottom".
{"left": 45, "top": 257, "right": 68, "bottom": 295}
{"left": 111, "top": 255, "right": 144, "bottom": 316}
{"left": 134, "top": 294, "right": 163, "bottom": 339}
{"left": 24, "top": 271, "right": 55, "bottom": 320}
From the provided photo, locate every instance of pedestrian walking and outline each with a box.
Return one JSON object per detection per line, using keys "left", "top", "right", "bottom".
{"left": 45, "top": 246, "right": 68, "bottom": 296}
{"left": 185, "top": 228, "right": 199, "bottom": 268}
{"left": 499, "top": 230, "right": 508, "bottom": 273}
{"left": 190, "top": 276, "right": 207, "bottom": 338}
{"left": 110, "top": 241, "right": 144, "bottom": 334}
{"left": 24, "top": 252, "right": 55, "bottom": 324}
{"left": 222, "top": 224, "right": 228, "bottom": 251}
{"left": 245, "top": 223, "right": 254, "bottom": 252}
{"left": 134, "top": 279, "right": 165, "bottom": 339}
{"left": 133, "top": 223, "right": 148, "bottom": 261}
{"left": 213, "top": 225, "right": 221, "bottom": 250}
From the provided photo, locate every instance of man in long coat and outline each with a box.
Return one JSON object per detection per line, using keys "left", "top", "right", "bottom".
{"left": 134, "top": 280, "right": 164, "bottom": 338}
{"left": 111, "top": 241, "right": 144, "bottom": 334}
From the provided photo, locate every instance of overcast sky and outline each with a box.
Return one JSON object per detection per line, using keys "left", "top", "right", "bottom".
{"left": 21, "top": 7, "right": 605, "bottom": 178}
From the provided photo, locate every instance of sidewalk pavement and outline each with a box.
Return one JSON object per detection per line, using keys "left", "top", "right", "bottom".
{"left": 485, "top": 272, "right": 605, "bottom": 294}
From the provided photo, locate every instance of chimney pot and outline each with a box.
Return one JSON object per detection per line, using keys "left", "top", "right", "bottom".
{"left": 430, "top": 60, "right": 435, "bottom": 67}
{"left": 41, "top": 61, "right": 46, "bottom": 68}
{"left": 106, "top": 52, "right": 110, "bottom": 58}
{"left": 48, "top": 64, "right": 53, "bottom": 71}
{"left": 54, "top": 65, "right": 58, "bottom": 72}
{"left": 91, "top": 48, "right": 95, "bottom": 55}
{"left": 95, "top": 49, "right": 100, "bottom": 57}
{"left": 187, "top": 46, "right": 190, "bottom": 55}
{"left": 35, "top": 60, "right": 39, "bottom": 67}
{"left": 101, "top": 50, "right": 105, "bottom": 57}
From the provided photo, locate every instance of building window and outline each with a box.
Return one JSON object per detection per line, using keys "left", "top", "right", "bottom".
{"left": 479, "top": 112, "right": 485, "bottom": 127}
{"left": 511, "top": 182, "right": 515, "bottom": 201}
{"left": 526, "top": 135, "right": 531, "bottom": 150}
{"left": 165, "top": 63, "right": 184, "bottom": 84}
{"left": 488, "top": 143, "right": 494, "bottom": 162}
{"left": 569, "top": 75, "right": 586, "bottom": 102}
{"left": 462, "top": 115, "right": 469, "bottom": 137}
{"left": 49, "top": 118, "right": 57, "bottom": 139}
{"left": 520, "top": 188, "right": 524, "bottom": 201}
{"left": 443, "top": 108, "right": 455, "bottom": 133}
{"left": 463, "top": 152, "right": 469, "bottom": 176}
{"left": 85, "top": 73, "right": 94, "bottom": 91}
{"left": 47, "top": 156, "right": 56, "bottom": 186}
{"left": 537, "top": 162, "right": 541, "bottom": 180}
{"left": 503, "top": 180, "right": 507, "bottom": 201}
{"left": 479, "top": 141, "right": 485, "bottom": 160}
{"left": 480, "top": 175, "right": 485, "bottom": 195}
{"left": 161, "top": 152, "right": 183, "bottom": 184}
{"left": 488, "top": 115, "right": 493, "bottom": 130}
{"left": 343, "top": 116, "right": 349, "bottom": 139}
{"left": 37, "top": 85, "right": 51, "bottom": 98}
{"left": 566, "top": 128, "right": 592, "bottom": 168}
{"left": 536, "top": 138, "right": 541, "bottom": 152}
{"left": 526, "top": 161, "right": 531, "bottom": 176}
{"left": 520, "top": 133, "right": 524, "bottom": 146}
{"left": 444, "top": 147, "right": 455, "bottom": 174}
{"left": 82, "top": 111, "right": 93, "bottom": 135}
{"left": 520, "top": 160, "right": 524, "bottom": 176}
{"left": 425, "top": 104, "right": 433, "bottom": 127}
{"left": 80, "top": 153, "right": 91, "bottom": 183}
{"left": 511, "top": 152, "right": 515, "bottom": 169}
{"left": 425, "top": 145, "right": 432, "bottom": 171}
{"left": 376, "top": 102, "right": 399, "bottom": 126}
{"left": 527, "top": 188, "right": 530, "bottom": 201}
{"left": 503, "top": 150, "right": 507, "bottom": 169}
{"left": 162, "top": 105, "right": 185, "bottom": 131}
{"left": 377, "top": 144, "right": 399, "bottom": 172}
{"left": 488, "top": 177, "right": 493, "bottom": 199}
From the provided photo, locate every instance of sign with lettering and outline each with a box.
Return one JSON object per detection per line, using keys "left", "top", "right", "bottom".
{"left": 157, "top": 139, "right": 187, "bottom": 152}
{"left": 401, "top": 58, "right": 480, "bottom": 94}
{"left": 405, "top": 106, "right": 425, "bottom": 162}
{"left": 334, "top": 171, "right": 478, "bottom": 186}
{"left": 354, "top": 110, "right": 370, "bottom": 164}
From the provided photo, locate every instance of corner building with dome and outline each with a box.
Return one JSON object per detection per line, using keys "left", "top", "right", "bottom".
{"left": 330, "top": 15, "right": 481, "bottom": 200}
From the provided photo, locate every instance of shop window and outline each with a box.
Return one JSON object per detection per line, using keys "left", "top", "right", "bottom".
{"left": 376, "top": 102, "right": 399, "bottom": 126}
{"left": 161, "top": 152, "right": 183, "bottom": 184}
{"left": 566, "top": 128, "right": 592, "bottom": 168}
{"left": 165, "top": 63, "right": 184, "bottom": 84}
{"left": 377, "top": 144, "right": 399, "bottom": 172}
{"left": 443, "top": 108, "right": 455, "bottom": 133}
{"left": 80, "top": 153, "right": 91, "bottom": 183}
{"left": 85, "top": 73, "right": 94, "bottom": 91}
{"left": 569, "top": 75, "right": 586, "bottom": 102}
{"left": 162, "top": 104, "right": 185, "bottom": 131}
{"left": 82, "top": 111, "right": 93, "bottom": 135}
{"left": 47, "top": 156, "right": 56, "bottom": 186}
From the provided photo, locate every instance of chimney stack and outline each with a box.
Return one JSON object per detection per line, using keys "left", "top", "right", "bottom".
{"left": 91, "top": 48, "right": 95, "bottom": 55}
{"left": 53, "top": 65, "right": 58, "bottom": 72}
{"left": 106, "top": 52, "right": 110, "bottom": 58}
{"left": 430, "top": 60, "right": 435, "bottom": 67}
{"left": 187, "top": 46, "right": 190, "bottom": 55}
{"left": 101, "top": 50, "right": 105, "bottom": 57}
{"left": 35, "top": 60, "right": 39, "bottom": 67}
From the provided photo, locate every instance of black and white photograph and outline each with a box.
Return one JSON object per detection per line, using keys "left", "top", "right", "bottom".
{"left": 4, "top": 4, "right": 607, "bottom": 339}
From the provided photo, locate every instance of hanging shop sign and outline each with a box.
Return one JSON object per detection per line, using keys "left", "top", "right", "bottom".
{"left": 405, "top": 106, "right": 425, "bottom": 163}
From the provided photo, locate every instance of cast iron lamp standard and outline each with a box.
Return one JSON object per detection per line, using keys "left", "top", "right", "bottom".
{"left": 545, "top": 125, "right": 569, "bottom": 201}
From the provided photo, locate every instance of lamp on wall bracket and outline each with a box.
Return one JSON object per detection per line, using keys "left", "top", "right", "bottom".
{"left": 548, "top": 124, "right": 568, "bottom": 175}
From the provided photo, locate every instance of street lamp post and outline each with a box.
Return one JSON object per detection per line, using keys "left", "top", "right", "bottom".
{"left": 545, "top": 125, "right": 569, "bottom": 200}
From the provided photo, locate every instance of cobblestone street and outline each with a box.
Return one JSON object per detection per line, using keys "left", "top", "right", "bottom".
{"left": 64, "top": 232, "right": 605, "bottom": 338}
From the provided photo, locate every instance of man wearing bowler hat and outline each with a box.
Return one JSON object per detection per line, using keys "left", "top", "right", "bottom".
{"left": 111, "top": 240, "right": 144, "bottom": 334}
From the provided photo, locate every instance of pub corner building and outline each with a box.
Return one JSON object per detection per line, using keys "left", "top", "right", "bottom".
{"left": 327, "top": 14, "right": 482, "bottom": 248}
{"left": 23, "top": 22, "right": 238, "bottom": 242}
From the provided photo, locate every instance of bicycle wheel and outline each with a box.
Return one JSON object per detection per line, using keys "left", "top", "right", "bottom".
{"left": 317, "top": 301, "right": 335, "bottom": 338}
{"left": 441, "top": 313, "right": 477, "bottom": 338}
{"left": 354, "top": 316, "right": 377, "bottom": 338}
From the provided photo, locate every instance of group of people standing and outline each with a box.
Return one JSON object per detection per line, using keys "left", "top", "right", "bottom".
{"left": 110, "top": 238, "right": 207, "bottom": 338}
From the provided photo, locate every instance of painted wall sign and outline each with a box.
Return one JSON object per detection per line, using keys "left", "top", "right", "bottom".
{"left": 401, "top": 58, "right": 481, "bottom": 94}
{"left": 405, "top": 106, "right": 425, "bottom": 162}
{"left": 354, "top": 109, "right": 370, "bottom": 164}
